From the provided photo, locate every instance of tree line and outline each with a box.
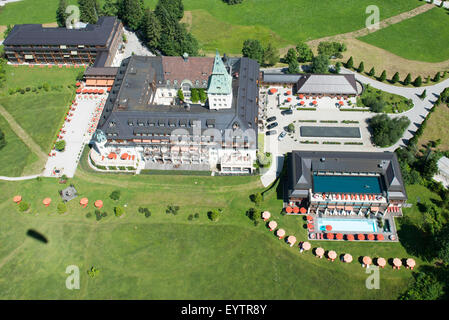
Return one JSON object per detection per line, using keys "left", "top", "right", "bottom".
{"left": 57, "top": 0, "right": 199, "bottom": 56}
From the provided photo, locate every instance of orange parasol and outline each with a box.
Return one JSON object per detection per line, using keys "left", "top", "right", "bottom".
{"left": 406, "top": 258, "right": 416, "bottom": 269}
{"left": 393, "top": 258, "right": 402, "bottom": 268}
{"left": 292, "top": 206, "right": 300, "bottom": 214}
{"left": 315, "top": 247, "right": 324, "bottom": 257}
{"left": 262, "top": 211, "right": 271, "bottom": 221}
{"left": 302, "top": 241, "right": 311, "bottom": 251}
{"left": 363, "top": 256, "right": 372, "bottom": 266}
{"left": 287, "top": 236, "right": 297, "bottom": 247}
{"left": 276, "top": 228, "right": 286, "bottom": 239}
{"left": 42, "top": 198, "right": 51, "bottom": 207}
{"left": 357, "top": 234, "right": 365, "bottom": 241}
{"left": 300, "top": 207, "right": 307, "bottom": 214}
{"left": 336, "top": 233, "right": 344, "bottom": 240}
{"left": 285, "top": 206, "right": 293, "bottom": 213}
{"left": 328, "top": 250, "right": 337, "bottom": 261}
{"left": 377, "top": 257, "right": 386, "bottom": 268}
{"left": 80, "top": 198, "right": 88, "bottom": 207}
{"left": 376, "top": 234, "right": 384, "bottom": 241}
{"left": 346, "top": 234, "right": 355, "bottom": 241}
{"left": 94, "top": 200, "right": 103, "bottom": 209}
{"left": 343, "top": 253, "right": 353, "bottom": 263}
{"left": 367, "top": 234, "right": 375, "bottom": 241}
{"left": 325, "top": 225, "right": 332, "bottom": 231}
{"left": 268, "top": 220, "right": 277, "bottom": 231}
{"left": 326, "top": 233, "right": 334, "bottom": 240}
{"left": 13, "top": 195, "right": 22, "bottom": 203}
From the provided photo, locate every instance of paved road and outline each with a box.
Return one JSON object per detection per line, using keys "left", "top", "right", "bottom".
{"left": 0, "top": 174, "right": 41, "bottom": 181}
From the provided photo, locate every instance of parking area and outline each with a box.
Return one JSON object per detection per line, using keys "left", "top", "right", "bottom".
{"left": 259, "top": 86, "right": 378, "bottom": 156}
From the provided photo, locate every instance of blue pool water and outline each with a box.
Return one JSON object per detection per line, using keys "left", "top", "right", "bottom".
{"left": 313, "top": 175, "right": 381, "bottom": 194}
{"left": 317, "top": 218, "right": 378, "bottom": 233}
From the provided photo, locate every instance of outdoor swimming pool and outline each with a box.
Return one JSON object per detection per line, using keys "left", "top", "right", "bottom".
{"left": 317, "top": 218, "right": 378, "bottom": 233}
{"left": 313, "top": 175, "right": 382, "bottom": 194}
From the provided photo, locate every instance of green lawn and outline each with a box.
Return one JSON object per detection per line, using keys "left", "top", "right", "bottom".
{"left": 359, "top": 7, "right": 449, "bottom": 63}
{"left": 1, "top": 0, "right": 422, "bottom": 55}
{"left": 418, "top": 103, "right": 449, "bottom": 151}
{"left": 0, "top": 65, "right": 81, "bottom": 153}
{"left": 0, "top": 149, "right": 436, "bottom": 299}
{"left": 0, "top": 114, "right": 39, "bottom": 177}
{"left": 357, "top": 84, "right": 413, "bottom": 113}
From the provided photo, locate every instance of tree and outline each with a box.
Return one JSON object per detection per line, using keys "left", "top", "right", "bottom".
{"left": 413, "top": 75, "right": 422, "bottom": 87}
{"left": 110, "top": 190, "right": 121, "bottom": 200}
{"left": 420, "top": 89, "right": 427, "bottom": 100}
{"left": 284, "top": 48, "right": 298, "bottom": 65}
{"left": 287, "top": 59, "right": 299, "bottom": 74}
{"left": 400, "top": 272, "right": 444, "bottom": 300}
{"left": 56, "top": 0, "right": 69, "bottom": 27}
{"left": 3, "top": 25, "right": 14, "bottom": 39}
{"left": 317, "top": 41, "right": 346, "bottom": 58}
{"left": 208, "top": 209, "right": 220, "bottom": 221}
{"left": 101, "top": 0, "right": 118, "bottom": 16}
{"left": 190, "top": 88, "right": 199, "bottom": 103}
{"left": 287, "top": 123, "right": 295, "bottom": 133}
{"left": 262, "top": 43, "right": 279, "bottom": 67}
{"left": 379, "top": 70, "right": 387, "bottom": 82}
{"left": 241, "top": 39, "right": 264, "bottom": 65}
{"left": 114, "top": 205, "right": 125, "bottom": 217}
{"left": 118, "top": 0, "right": 144, "bottom": 31}
{"left": 362, "top": 96, "right": 385, "bottom": 113}
{"left": 55, "top": 140, "right": 66, "bottom": 151}
{"left": 156, "top": 0, "right": 184, "bottom": 20}
{"left": 334, "top": 61, "right": 341, "bottom": 74}
{"left": 368, "top": 67, "right": 375, "bottom": 77}
{"left": 345, "top": 56, "right": 354, "bottom": 69}
{"left": 296, "top": 42, "right": 313, "bottom": 62}
{"left": 199, "top": 89, "right": 207, "bottom": 103}
{"left": 310, "top": 54, "right": 329, "bottom": 74}
{"left": 177, "top": 89, "right": 184, "bottom": 102}
{"left": 392, "top": 72, "right": 400, "bottom": 84}
{"left": 223, "top": 0, "right": 244, "bottom": 4}
{"left": 404, "top": 73, "right": 412, "bottom": 85}
{"left": 357, "top": 61, "right": 364, "bottom": 73}
{"left": 78, "top": 0, "right": 99, "bottom": 24}
{"left": 18, "top": 201, "right": 30, "bottom": 212}
{"left": 433, "top": 72, "right": 441, "bottom": 82}
{"left": 0, "top": 128, "right": 6, "bottom": 150}
{"left": 369, "top": 114, "right": 410, "bottom": 147}
{"left": 251, "top": 193, "right": 263, "bottom": 206}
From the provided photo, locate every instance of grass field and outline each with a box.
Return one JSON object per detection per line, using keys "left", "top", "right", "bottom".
{"left": 0, "top": 65, "right": 81, "bottom": 154}
{"left": 1, "top": 0, "right": 421, "bottom": 54}
{"left": 359, "top": 7, "right": 449, "bottom": 63}
{"left": 0, "top": 114, "right": 39, "bottom": 176}
{"left": 357, "top": 84, "right": 413, "bottom": 113}
{"left": 0, "top": 147, "right": 438, "bottom": 299}
{"left": 418, "top": 103, "right": 449, "bottom": 151}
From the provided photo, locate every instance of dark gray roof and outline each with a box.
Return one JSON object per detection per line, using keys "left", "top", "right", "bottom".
{"left": 3, "top": 16, "right": 119, "bottom": 46}
{"left": 262, "top": 72, "right": 302, "bottom": 84}
{"left": 287, "top": 151, "right": 407, "bottom": 200}
{"left": 84, "top": 66, "right": 118, "bottom": 77}
{"left": 97, "top": 55, "right": 260, "bottom": 144}
{"left": 296, "top": 74, "right": 358, "bottom": 95}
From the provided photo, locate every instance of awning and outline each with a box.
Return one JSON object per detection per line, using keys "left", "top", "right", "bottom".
{"left": 86, "top": 79, "right": 97, "bottom": 86}
{"left": 106, "top": 80, "right": 114, "bottom": 86}
{"left": 96, "top": 80, "right": 108, "bottom": 86}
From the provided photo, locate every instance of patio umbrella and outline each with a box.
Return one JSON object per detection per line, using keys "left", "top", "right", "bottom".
{"left": 94, "top": 200, "right": 103, "bottom": 209}
{"left": 357, "top": 234, "right": 365, "bottom": 241}
{"left": 306, "top": 215, "right": 313, "bottom": 221}
{"left": 99, "top": 89, "right": 104, "bottom": 94}
{"left": 108, "top": 152, "right": 116, "bottom": 159}
{"left": 343, "top": 253, "right": 353, "bottom": 263}
{"left": 107, "top": 87, "right": 112, "bottom": 92}
{"left": 376, "top": 234, "right": 384, "bottom": 241}
{"left": 336, "top": 233, "right": 344, "bottom": 240}
{"left": 377, "top": 257, "right": 386, "bottom": 268}
{"left": 80, "top": 198, "right": 88, "bottom": 207}
{"left": 76, "top": 88, "right": 82, "bottom": 94}
{"left": 287, "top": 97, "right": 292, "bottom": 102}
{"left": 299, "top": 94, "right": 304, "bottom": 99}
{"left": 406, "top": 258, "right": 416, "bottom": 269}
{"left": 328, "top": 250, "right": 337, "bottom": 261}
{"left": 300, "top": 207, "right": 307, "bottom": 214}
{"left": 121, "top": 153, "right": 129, "bottom": 160}
{"left": 307, "top": 223, "right": 314, "bottom": 230}
{"left": 367, "top": 234, "right": 375, "bottom": 241}
{"left": 338, "top": 101, "right": 344, "bottom": 106}
{"left": 76, "top": 82, "right": 81, "bottom": 87}
{"left": 325, "top": 225, "right": 332, "bottom": 231}
{"left": 286, "top": 90, "right": 292, "bottom": 95}
{"left": 287, "top": 236, "right": 296, "bottom": 247}
{"left": 285, "top": 206, "right": 293, "bottom": 213}
{"left": 393, "top": 258, "right": 402, "bottom": 269}
{"left": 326, "top": 233, "right": 334, "bottom": 240}
{"left": 315, "top": 247, "right": 324, "bottom": 258}
{"left": 346, "top": 234, "right": 354, "bottom": 241}
{"left": 302, "top": 241, "right": 311, "bottom": 251}
{"left": 293, "top": 206, "right": 300, "bottom": 214}
{"left": 268, "top": 220, "right": 277, "bottom": 231}
{"left": 300, "top": 101, "right": 305, "bottom": 105}
{"left": 42, "top": 198, "right": 51, "bottom": 207}
{"left": 363, "top": 256, "right": 372, "bottom": 267}
{"left": 276, "top": 228, "right": 286, "bottom": 239}
{"left": 312, "top": 100, "right": 318, "bottom": 105}
{"left": 269, "top": 88, "right": 277, "bottom": 94}
{"left": 13, "top": 195, "right": 22, "bottom": 203}
{"left": 262, "top": 211, "right": 271, "bottom": 221}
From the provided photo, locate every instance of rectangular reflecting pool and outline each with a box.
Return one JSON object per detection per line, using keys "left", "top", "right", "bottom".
{"left": 313, "top": 175, "right": 382, "bottom": 194}
{"left": 317, "top": 217, "right": 378, "bottom": 233}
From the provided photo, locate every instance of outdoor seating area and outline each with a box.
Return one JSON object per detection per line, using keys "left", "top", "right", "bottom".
{"left": 59, "top": 185, "right": 78, "bottom": 202}
{"left": 262, "top": 212, "right": 416, "bottom": 270}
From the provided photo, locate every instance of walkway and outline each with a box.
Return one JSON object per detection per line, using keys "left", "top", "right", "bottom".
{"left": 260, "top": 155, "right": 284, "bottom": 187}
{"left": 305, "top": 3, "right": 435, "bottom": 47}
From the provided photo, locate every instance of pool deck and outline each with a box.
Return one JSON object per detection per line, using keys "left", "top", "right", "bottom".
{"left": 304, "top": 213, "right": 399, "bottom": 242}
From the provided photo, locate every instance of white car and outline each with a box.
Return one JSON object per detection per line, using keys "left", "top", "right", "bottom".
{"left": 278, "top": 131, "right": 287, "bottom": 141}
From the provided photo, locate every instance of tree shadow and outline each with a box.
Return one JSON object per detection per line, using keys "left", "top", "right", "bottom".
{"left": 397, "top": 222, "right": 436, "bottom": 262}
{"left": 26, "top": 229, "right": 48, "bottom": 244}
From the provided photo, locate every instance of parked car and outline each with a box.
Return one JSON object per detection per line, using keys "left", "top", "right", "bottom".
{"left": 278, "top": 131, "right": 287, "bottom": 141}
{"left": 281, "top": 109, "right": 293, "bottom": 115}
{"left": 267, "top": 116, "right": 277, "bottom": 122}
{"left": 266, "top": 122, "right": 278, "bottom": 130}
{"left": 266, "top": 130, "right": 277, "bottom": 136}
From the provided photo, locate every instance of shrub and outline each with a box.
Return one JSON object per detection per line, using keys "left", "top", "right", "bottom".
{"left": 392, "top": 72, "right": 400, "bottom": 84}
{"left": 250, "top": 193, "right": 263, "bottom": 206}
{"left": 166, "top": 205, "right": 180, "bottom": 215}
{"left": 208, "top": 209, "right": 220, "bottom": 222}
{"left": 345, "top": 56, "right": 354, "bottom": 69}
{"left": 188, "top": 214, "right": 193, "bottom": 221}
{"left": 379, "top": 70, "right": 387, "bottom": 82}
{"left": 144, "top": 211, "right": 151, "bottom": 218}
{"left": 194, "top": 213, "right": 199, "bottom": 219}
{"left": 57, "top": 202, "right": 67, "bottom": 214}
{"left": 0, "top": 128, "right": 6, "bottom": 150}
{"left": 403, "top": 73, "right": 412, "bottom": 85}
{"left": 110, "top": 190, "right": 121, "bottom": 200}
{"left": 413, "top": 76, "right": 422, "bottom": 87}
{"left": 42, "top": 82, "right": 50, "bottom": 91}
{"left": 86, "top": 212, "right": 92, "bottom": 218}
{"left": 114, "top": 206, "right": 125, "bottom": 217}
{"left": 87, "top": 266, "right": 100, "bottom": 278}
{"left": 55, "top": 140, "right": 66, "bottom": 151}
{"left": 18, "top": 201, "right": 30, "bottom": 212}
{"left": 368, "top": 67, "right": 375, "bottom": 77}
